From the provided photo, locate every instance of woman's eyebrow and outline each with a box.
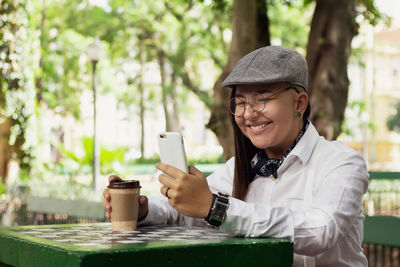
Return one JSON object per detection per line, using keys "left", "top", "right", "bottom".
{"left": 256, "top": 89, "right": 273, "bottom": 94}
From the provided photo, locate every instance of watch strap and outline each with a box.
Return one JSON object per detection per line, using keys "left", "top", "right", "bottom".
{"left": 205, "top": 192, "right": 229, "bottom": 228}
{"left": 205, "top": 193, "right": 217, "bottom": 222}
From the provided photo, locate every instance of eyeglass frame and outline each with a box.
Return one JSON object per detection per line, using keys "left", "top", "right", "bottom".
{"left": 229, "top": 85, "right": 300, "bottom": 117}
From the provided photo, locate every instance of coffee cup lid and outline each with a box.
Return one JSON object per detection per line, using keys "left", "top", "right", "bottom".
{"left": 108, "top": 180, "right": 141, "bottom": 189}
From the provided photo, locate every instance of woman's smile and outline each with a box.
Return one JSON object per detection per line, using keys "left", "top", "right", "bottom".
{"left": 248, "top": 121, "right": 272, "bottom": 134}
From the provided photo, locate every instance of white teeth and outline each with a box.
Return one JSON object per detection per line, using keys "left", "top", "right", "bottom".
{"left": 250, "top": 124, "right": 267, "bottom": 130}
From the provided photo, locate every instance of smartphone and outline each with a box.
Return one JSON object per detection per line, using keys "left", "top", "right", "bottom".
{"left": 157, "top": 132, "right": 188, "bottom": 173}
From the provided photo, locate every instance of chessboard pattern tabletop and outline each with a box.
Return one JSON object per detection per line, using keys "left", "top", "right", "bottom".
{"left": 0, "top": 223, "right": 293, "bottom": 267}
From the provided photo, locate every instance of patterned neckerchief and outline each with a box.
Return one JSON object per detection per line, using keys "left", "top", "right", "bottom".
{"left": 250, "top": 120, "right": 310, "bottom": 179}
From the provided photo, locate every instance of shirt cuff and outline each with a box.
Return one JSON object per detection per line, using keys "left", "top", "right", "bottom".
{"left": 137, "top": 195, "right": 169, "bottom": 226}
{"left": 220, "top": 197, "right": 251, "bottom": 235}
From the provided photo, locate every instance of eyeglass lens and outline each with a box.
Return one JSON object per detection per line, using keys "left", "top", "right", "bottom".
{"left": 230, "top": 92, "right": 266, "bottom": 116}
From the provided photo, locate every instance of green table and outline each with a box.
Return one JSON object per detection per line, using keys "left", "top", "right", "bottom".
{"left": 0, "top": 223, "right": 293, "bottom": 267}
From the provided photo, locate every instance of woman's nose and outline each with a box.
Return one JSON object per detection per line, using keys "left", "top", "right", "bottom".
{"left": 243, "top": 104, "right": 258, "bottom": 120}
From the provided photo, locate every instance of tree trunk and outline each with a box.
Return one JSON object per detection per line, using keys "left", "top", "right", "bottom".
{"left": 158, "top": 49, "right": 173, "bottom": 131}
{"left": 158, "top": 49, "right": 181, "bottom": 132}
{"left": 169, "top": 72, "right": 182, "bottom": 132}
{"left": 138, "top": 40, "right": 145, "bottom": 158}
{"left": 0, "top": 117, "right": 12, "bottom": 182}
{"left": 208, "top": 0, "right": 270, "bottom": 160}
{"left": 306, "top": 0, "right": 357, "bottom": 140}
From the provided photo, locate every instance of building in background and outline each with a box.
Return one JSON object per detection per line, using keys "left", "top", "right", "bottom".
{"left": 344, "top": 24, "right": 400, "bottom": 171}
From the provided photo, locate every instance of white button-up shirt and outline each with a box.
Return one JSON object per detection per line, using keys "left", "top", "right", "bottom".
{"left": 140, "top": 123, "right": 369, "bottom": 267}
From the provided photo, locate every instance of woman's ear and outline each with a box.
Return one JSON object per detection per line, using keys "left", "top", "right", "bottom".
{"left": 296, "top": 92, "right": 308, "bottom": 114}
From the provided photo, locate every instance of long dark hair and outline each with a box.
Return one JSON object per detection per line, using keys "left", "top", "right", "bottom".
{"left": 230, "top": 86, "right": 310, "bottom": 200}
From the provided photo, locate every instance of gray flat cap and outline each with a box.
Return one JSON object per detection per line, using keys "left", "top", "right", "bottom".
{"left": 221, "top": 46, "right": 308, "bottom": 90}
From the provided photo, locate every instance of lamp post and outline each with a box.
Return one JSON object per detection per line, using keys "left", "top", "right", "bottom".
{"left": 87, "top": 37, "right": 102, "bottom": 191}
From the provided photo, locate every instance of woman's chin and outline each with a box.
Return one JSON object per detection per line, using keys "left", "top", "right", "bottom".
{"left": 250, "top": 139, "right": 271, "bottom": 150}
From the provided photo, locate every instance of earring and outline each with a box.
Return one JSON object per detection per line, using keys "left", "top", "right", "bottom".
{"left": 296, "top": 112, "right": 302, "bottom": 118}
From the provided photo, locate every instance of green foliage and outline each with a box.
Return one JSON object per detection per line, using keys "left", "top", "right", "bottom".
{"left": 56, "top": 0, "right": 224, "bottom": 123}
{"left": 387, "top": 102, "right": 400, "bottom": 133}
{"left": 282, "top": 0, "right": 391, "bottom": 28}
{"left": 56, "top": 137, "right": 129, "bottom": 176}
{"left": 341, "top": 100, "right": 367, "bottom": 137}
{"left": 26, "top": 170, "right": 100, "bottom": 201}
{"left": 357, "top": 0, "right": 392, "bottom": 26}
{"left": 133, "top": 155, "right": 161, "bottom": 164}
{"left": 0, "top": 181, "right": 5, "bottom": 196}
{"left": 131, "top": 152, "right": 223, "bottom": 165}
{"left": 187, "top": 153, "right": 224, "bottom": 165}
{"left": 0, "top": 0, "right": 234, "bottom": 185}
{"left": 0, "top": 0, "right": 36, "bottom": 173}
{"left": 36, "top": 24, "right": 95, "bottom": 118}
{"left": 349, "top": 47, "right": 367, "bottom": 68}
{"left": 268, "top": 0, "right": 312, "bottom": 49}
{"left": 199, "top": 0, "right": 231, "bottom": 12}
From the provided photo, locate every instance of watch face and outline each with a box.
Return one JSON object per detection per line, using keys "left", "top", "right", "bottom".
{"left": 206, "top": 193, "right": 229, "bottom": 227}
{"left": 213, "top": 202, "right": 228, "bottom": 220}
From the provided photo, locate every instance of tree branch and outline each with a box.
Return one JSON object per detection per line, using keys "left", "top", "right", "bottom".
{"left": 180, "top": 71, "right": 212, "bottom": 108}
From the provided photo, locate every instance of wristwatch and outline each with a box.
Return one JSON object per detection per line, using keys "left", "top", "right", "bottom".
{"left": 205, "top": 192, "right": 230, "bottom": 227}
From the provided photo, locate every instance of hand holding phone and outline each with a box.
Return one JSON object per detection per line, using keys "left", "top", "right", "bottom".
{"left": 157, "top": 132, "right": 188, "bottom": 173}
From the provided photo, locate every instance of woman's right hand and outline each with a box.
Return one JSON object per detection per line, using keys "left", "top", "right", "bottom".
{"left": 103, "top": 175, "right": 149, "bottom": 221}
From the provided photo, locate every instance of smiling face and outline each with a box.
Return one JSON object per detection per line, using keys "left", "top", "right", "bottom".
{"left": 233, "top": 82, "right": 308, "bottom": 159}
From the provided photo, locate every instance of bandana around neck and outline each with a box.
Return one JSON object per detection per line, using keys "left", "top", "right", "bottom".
{"left": 250, "top": 120, "right": 309, "bottom": 179}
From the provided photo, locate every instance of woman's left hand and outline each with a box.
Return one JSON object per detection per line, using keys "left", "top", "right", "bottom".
{"left": 156, "top": 163, "right": 213, "bottom": 219}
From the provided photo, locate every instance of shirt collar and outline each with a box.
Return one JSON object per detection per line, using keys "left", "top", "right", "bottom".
{"left": 285, "top": 121, "right": 319, "bottom": 165}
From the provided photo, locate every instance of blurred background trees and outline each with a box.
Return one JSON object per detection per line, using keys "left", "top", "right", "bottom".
{"left": 387, "top": 102, "right": 400, "bottom": 133}
{"left": 0, "top": 0, "right": 397, "bottom": 198}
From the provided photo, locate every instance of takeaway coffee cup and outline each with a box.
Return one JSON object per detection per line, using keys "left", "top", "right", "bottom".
{"left": 108, "top": 180, "right": 141, "bottom": 231}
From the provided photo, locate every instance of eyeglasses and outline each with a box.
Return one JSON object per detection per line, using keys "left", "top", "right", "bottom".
{"left": 229, "top": 86, "right": 299, "bottom": 117}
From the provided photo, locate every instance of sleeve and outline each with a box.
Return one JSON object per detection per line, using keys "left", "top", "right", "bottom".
{"left": 138, "top": 158, "right": 236, "bottom": 227}
{"left": 137, "top": 195, "right": 179, "bottom": 226}
{"left": 206, "top": 157, "right": 235, "bottom": 195}
{"left": 220, "top": 150, "right": 369, "bottom": 256}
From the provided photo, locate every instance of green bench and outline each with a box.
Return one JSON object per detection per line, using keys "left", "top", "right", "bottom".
{"left": 27, "top": 196, "right": 105, "bottom": 220}
{"left": 363, "top": 215, "right": 400, "bottom": 266}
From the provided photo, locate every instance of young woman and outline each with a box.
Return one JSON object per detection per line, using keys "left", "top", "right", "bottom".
{"left": 104, "top": 46, "right": 369, "bottom": 267}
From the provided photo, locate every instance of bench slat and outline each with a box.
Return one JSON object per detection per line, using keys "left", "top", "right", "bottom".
{"left": 364, "top": 215, "right": 400, "bottom": 247}
{"left": 27, "top": 196, "right": 105, "bottom": 220}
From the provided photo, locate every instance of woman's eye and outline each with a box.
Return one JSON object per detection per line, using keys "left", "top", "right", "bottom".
{"left": 258, "top": 97, "right": 272, "bottom": 102}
